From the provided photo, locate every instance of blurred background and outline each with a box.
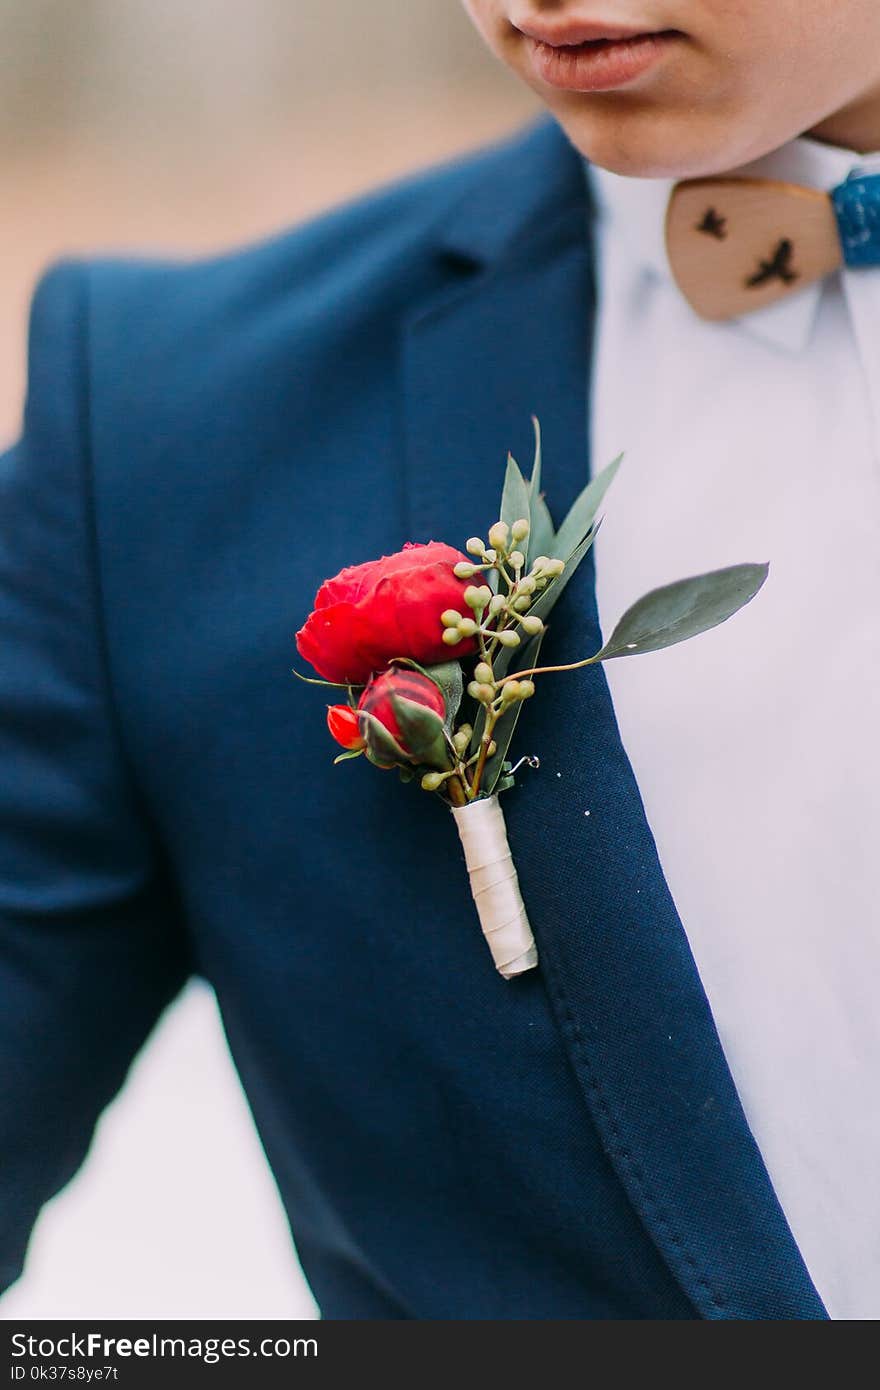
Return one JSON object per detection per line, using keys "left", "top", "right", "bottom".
{"left": 0, "top": 0, "right": 537, "bottom": 448}
{"left": 0, "top": 0, "right": 537, "bottom": 1317}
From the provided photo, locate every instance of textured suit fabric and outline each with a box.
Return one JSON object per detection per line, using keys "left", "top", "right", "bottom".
{"left": 0, "top": 117, "right": 826, "bottom": 1319}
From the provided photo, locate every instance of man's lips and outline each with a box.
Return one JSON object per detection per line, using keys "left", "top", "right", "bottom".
{"left": 514, "top": 17, "right": 668, "bottom": 47}
{"left": 513, "top": 20, "right": 683, "bottom": 93}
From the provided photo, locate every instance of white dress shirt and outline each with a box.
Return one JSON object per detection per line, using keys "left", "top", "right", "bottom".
{"left": 587, "top": 136, "right": 880, "bottom": 1320}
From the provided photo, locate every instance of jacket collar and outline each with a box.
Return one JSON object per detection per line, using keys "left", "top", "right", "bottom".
{"left": 432, "top": 114, "right": 592, "bottom": 270}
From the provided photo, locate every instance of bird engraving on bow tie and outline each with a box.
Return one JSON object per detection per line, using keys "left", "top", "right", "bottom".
{"left": 745, "top": 237, "right": 799, "bottom": 289}
{"left": 696, "top": 207, "right": 727, "bottom": 240}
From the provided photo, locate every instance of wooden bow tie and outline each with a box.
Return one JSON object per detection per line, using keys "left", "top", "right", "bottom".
{"left": 666, "top": 172, "right": 880, "bottom": 320}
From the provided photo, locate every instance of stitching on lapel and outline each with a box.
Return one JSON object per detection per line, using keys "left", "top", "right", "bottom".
{"left": 545, "top": 953, "right": 725, "bottom": 1317}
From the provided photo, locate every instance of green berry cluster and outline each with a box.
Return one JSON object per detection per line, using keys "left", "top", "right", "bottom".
{"left": 423, "top": 517, "right": 567, "bottom": 800}
{"left": 439, "top": 517, "right": 564, "bottom": 704}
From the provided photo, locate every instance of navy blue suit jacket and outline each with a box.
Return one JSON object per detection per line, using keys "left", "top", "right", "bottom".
{"left": 0, "top": 116, "right": 827, "bottom": 1319}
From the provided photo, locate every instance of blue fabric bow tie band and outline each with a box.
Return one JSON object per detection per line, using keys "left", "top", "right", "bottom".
{"left": 831, "top": 171, "right": 880, "bottom": 268}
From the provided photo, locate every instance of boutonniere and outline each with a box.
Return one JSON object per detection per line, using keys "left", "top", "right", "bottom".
{"left": 294, "top": 423, "right": 767, "bottom": 980}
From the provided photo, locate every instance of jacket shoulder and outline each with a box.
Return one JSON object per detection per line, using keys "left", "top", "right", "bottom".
{"left": 20, "top": 121, "right": 554, "bottom": 429}
{"left": 75, "top": 123, "right": 545, "bottom": 345}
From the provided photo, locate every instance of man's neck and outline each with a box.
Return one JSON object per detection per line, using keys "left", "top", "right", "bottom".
{"left": 808, "top": 84, "right": 880, "bottom": 154}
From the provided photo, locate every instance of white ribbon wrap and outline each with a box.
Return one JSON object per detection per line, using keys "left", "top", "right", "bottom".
{"left": 450, "top": 795, "right": 537, "bottom": 980}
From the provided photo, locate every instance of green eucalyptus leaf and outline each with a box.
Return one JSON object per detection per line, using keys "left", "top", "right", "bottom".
{"left": 527, "top": 419, "right": 555, "bottom": 563}
{"left": 420, "top": 661, "right": 464, "bottom": 731}
{"left": 467, "top": 704, "right": 487, "bottom": 763}
{"left": 513, "top": 523, "right": 599, "bottom": 639}
{"left": 466, "top": 536, "right": 598, "bottom": 771}
{"left": 552, "top": 453, "right": 622, "bottom": 562}
{"left": 465, "top": 527, "right": 599, "bottom": 764}
{"left": 390, "top": 658, "right": 463, "bottom": 731}
{"left": 594, "top": 563, "right": 770, "bottom": 662}
{"left": 333, "top": 748, "right": 364, "bottom": 765}
{"left": 528, "top": 491, "right": 556, "bottom": 568}
{"left": 482, "top": 631, "right": 544, "bottom": 795}
{"left": 529, "top": 416, "right": 543, "bottom": 499}
{"left": 388, "top": 656, "right": 436, "bottom": 680}
{"left": 500, "top": 453, "right": 532, "bottom": 536}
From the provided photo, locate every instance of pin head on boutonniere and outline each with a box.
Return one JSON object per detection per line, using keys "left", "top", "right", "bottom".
{"left": 294, "top": 421, "right": 768, "bottom": 979}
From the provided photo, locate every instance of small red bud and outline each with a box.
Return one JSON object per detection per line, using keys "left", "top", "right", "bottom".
{"left": 327, "top": 704, "right": 366, "bottom": 750}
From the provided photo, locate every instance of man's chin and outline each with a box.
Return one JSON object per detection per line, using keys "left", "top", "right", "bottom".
{"left": 550, "top": 106, "right": 761, "bottom": 181}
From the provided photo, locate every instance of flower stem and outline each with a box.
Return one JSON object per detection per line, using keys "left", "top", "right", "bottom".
{"left": 469, "top": 708, "right": 499, "bottom": 800}
{"left": 496, "top": 559, "right": 515, "bottom": 590}
{"left": 447, "top": 773, "right": 469, "bottom": 807}
{"left": 496, "top": 652, "right": 599, "bottom": 686}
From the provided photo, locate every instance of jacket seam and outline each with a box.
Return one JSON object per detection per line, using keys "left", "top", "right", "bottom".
{"left": 71, "top": 263, "right": 176, "bottom": 876}
{"left": 543, "top": 948, "right": 726, "bottom": 1317}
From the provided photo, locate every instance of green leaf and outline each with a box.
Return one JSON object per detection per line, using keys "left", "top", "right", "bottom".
{"left": 529, "top": 492, "right": 555, "bottom": 567}
{"left": 291, "top": 667, "right": 362, "bottom": 691}
{"left": 481, "top": 631, "right": 545, "bottom": 795}
{"left": 500, "top": 453, "right": 532, "bottom": 537}
{"left": 527, "top": 418, "right": 555, "bottom": 564}
{"left": 465, "top": 527, "right": 600, "bottom": 766}
{"left": 388, "top": 658, "right": 463, "bottom": 732}
{"left": 422, "top": 661, "right": 463, "bottom": 732}
{"left": 359, "top": 709, "right": 407, "bottom": 768}
{"left": 333, "top": 748, "right": 364, "bottom": 765}
{"left": 518, "top": 523, "right": 600, "bottom": 633}
{"left": 594, "top": 563, "right": 769, "bottom": 662}
{"left": 529, "top": 496, "right": 555, "bottom": 565}
{"left": 552, "top": 453, "right": 622, "bottom": 562}
{"left": 529, "top": 416, "right": 542, "bottom": 500}
{"left": 388, "top": 656, "right": 433, "bottom": 679}
{"left": 389, "top": 695, "right": 449, "bottom": 769}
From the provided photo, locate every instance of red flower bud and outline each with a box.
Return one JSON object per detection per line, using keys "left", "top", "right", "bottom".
{"left": 326, "top": 704, "right": 365, "bottom": 750}
{"left": 295, "top": 541, "right": 479, "bottom": 685}
{"left": 357, "top": 667, "right": 447, "bottom": 767}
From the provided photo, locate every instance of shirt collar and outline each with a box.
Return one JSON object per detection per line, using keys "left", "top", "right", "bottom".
{"left": 586, "top": 135, "right": 880, "bottom": 353}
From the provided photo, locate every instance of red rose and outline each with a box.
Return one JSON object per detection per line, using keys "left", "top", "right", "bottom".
{"left": 357, "top": 667, "right": 448, "bottom": 769}
{"left": 326, "top": 704, "right": 365, "bottom": 750}
{"left": 295, "top": 541, "right": 478, "bottom": 685}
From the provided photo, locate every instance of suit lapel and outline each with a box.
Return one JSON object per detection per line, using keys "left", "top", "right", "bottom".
{"left": 401, "top": 116, "right": 828, "bottom": 1319}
